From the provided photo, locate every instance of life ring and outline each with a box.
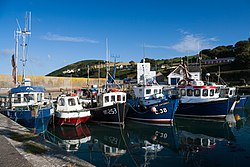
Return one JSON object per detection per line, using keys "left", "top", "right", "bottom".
{"left": 178, "top": 79, "right": 187, "bottom": 86}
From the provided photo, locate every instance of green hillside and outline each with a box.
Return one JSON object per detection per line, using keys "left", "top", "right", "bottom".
{"left": 47, "top": 38, "right": 250, "bottom": 86}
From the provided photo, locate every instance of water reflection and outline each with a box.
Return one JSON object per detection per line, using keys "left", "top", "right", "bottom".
{"left": 87, "top": 123, "right": 127, "bottom": 167}
{"left": 44, "top": 109, "right": 250, "bottom": 167}
{"left": 175, "top": 118, "right": 236, "bottom": 166}
{"left": 124, "top": 121, "right": 179, "bottom": 167}
{"left": 45, "top": 124, "right": 91, "bottom": 152}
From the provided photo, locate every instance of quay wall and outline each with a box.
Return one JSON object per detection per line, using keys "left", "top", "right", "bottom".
{"left": 0, "top": 74, "right": 120, "bottom": 94}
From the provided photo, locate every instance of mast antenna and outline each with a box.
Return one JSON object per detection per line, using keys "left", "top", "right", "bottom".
{"left": 104, "top": 38, "right": 109, "bottom": 92}
{"left": 20, "top": 12, "right": 32, "bottom": 81}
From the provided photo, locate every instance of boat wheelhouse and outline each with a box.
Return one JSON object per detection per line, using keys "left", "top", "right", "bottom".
{"left": 55, "top": 94, "right": 91, "bottom": 126}
{"left": 175, "top": 79, "right": 236, "bottom": 119}
{"left": 126, "top": 62, "right": 179, "bottom": 125}
{"left": 96, "top": 90, "right": 126, "bottom": 107}
{"left": 88, "top": 89, "right": 128, "bottom": 127}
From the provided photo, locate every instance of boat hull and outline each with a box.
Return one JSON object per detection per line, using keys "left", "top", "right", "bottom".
{"left": 1, "top": 107, "right": 54, "bottom": 134}
{"left": 235, "top": 96, "right": 249, "bottom": 108}
{"left": 176, "top": 98, "right": 235, "bottom": 119}
{"left": 89, "top": 102, "right": 128, "bottom": 127}
{"left": 126, "top": 98, "right": 179, "bottom": 125}
{"left": 54, "top": 110, "right": 91, "bottom": 126}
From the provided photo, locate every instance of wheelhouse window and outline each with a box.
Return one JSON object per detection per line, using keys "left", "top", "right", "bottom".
{"left": 14, "top": 94, "right": 21, "bottom": 103}
{"left": 187, "top": 89, "right": 193, "bottom": 96}
{"left": 68, "top": 98, "right": 76, "bottom": 106}
{"left": 111, "top": 95, "right": 115, "bottom": 102}
{"left": 139, "top": 89, "right": 143, "bottom": 96}
{"left": 202, "top": 89, "right": 208, "bottom": 96}
{"left": 210, "top": 89, "right": 214, "bottom": 96}
{"left": 122, "top": 95, "right": 126, "bottom": 101}
{"left": 229, "top": 90, "right": 234, "bottom": 96}
{"left": 77, "top": 98, "right": 81, "bottom": 105}
{"left": 24, "top": 94, "right": 34, "bottom": 102}
{"left": 180, "top": 89, "right": 186, "bottom": 96}
{"left": 215, "top": 88, "right": 220, "bottom": 94}
{"left": 105, "top": 96, "right": 109, "bottom": 103}
{"left": 37, "top": 93, "right": 42, "bottom": 102}
{"left": 146, "top": 89, "right": 151, "bottom": 95}
{"left": 154, "top": 89, "right": 157, "bottom": 94}
{"left": 159, "top": 89, "right": 162, "bottom": 94}
{"left": 117, "top": 95, "right": 121, "bottom": 101}
{"left": 58, "top": 98, "right": 65, "bottom": 106}
{"left": 194, "top": 89, "right": 200, "bottom": 96}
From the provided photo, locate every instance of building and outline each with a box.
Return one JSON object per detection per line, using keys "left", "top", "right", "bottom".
{"left": 167, "top": 64, "right": 201, "bottom": 86}
{"left": 202, "top": 57, "right": 235, "bottom": 65}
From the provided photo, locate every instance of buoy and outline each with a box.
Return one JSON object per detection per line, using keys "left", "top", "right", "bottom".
{"left": 151, "top": 135, "right": 157, "bottom": 141}
{"left": 234, "top": 114, "right": 241, "bottom": 121}
{"left": 151, "top": 107, "right": 157, "bottom": 113}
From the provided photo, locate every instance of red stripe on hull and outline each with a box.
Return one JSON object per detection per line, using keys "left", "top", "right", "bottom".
{"left": 55, "top": 116, "right": 91, "bottom": 126}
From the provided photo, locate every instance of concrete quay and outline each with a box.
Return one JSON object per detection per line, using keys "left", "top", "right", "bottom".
{"left": 0, "top": 113, "right": 95, "bottom": 167}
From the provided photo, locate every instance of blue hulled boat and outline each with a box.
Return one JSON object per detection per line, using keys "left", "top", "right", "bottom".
{"left": 0, "top": 12, "right": 54, "bottom": 134}
{"left": 1, "top": 82, "right": 54, "bottom": 134}
{"left": 127, "top": 84, "right": 179, "bottom": 124}
{"left": 175, "top": 80, "right": 236, "bottom": 119}
{"left": 126, "top": 62, "right": 179, "bottom": 125}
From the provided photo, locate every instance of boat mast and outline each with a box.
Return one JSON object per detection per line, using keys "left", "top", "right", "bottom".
{"left": 198, "top": 42, "right": 202, "bottom": 80}
{"left": 18, "top": 11, "right": 31, "bottom": 82}
{"left": 14, "top": 25, "right": 20, "bottom": 86}
{"left": 143, "top": 43, "right": 146, "bottom": 85}
{"left": 105, "top": 38, "right": 110, "bottom": 92}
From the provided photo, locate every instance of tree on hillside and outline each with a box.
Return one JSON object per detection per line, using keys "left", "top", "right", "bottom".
{"left": 234, "top": 40, "right": 250, "bottom": 66}
{"left": 129, "top": 60, "right": 136, "bottom": 66}
{"left": 200, "top": 45, "right": 235, "bottom": 59}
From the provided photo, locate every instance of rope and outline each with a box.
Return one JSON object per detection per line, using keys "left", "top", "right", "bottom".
{"left": 127, "top": 102, "right": 150, "bottom": 114}
{"left": 116, "top": 105, "right": 140, "bottom": 167}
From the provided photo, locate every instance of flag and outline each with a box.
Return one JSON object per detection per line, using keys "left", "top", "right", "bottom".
{"left": 11, "top": 54, "right": 17, "bottom": 84}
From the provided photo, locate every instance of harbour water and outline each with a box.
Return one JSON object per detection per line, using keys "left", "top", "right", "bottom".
{"left": 45, "top": 106, "right": 250, "bottom": 167}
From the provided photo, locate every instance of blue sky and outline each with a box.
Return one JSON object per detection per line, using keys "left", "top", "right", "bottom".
{"left": 0, "top": 0, "right": 250, "bottom": 76}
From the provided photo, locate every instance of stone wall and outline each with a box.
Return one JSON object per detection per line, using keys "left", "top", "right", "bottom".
{"left": 0, "top": 74, "right": 117, "bottom": 94}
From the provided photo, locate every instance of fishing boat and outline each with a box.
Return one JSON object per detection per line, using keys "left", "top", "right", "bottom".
{"left": 88, "top": 89, "right": 128, "bottom": 127}
{"left": 1, "top": 81, "right": 54, "bottom": 134}
{"left": 54, "top": 94, "right": 91, "bottom": 126}
{"left": 87, "top": 39, "right": 128, "bottom": 127}
{"left": 0, "top": 12, "right": 54, "bottom": 134}
{"left": 175, "top": 64, "right": 237, "bottom": 119}
{"left": 126, "top": 62, "right": 179, "bottom": 125}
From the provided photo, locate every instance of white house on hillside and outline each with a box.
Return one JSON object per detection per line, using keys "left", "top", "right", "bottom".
{"left": 167, "top": 64, "right": 201, "bottom": 86}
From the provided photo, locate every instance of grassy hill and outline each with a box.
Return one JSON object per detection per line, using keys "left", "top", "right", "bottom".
{"left": 47, "top": 38, "right": 250, "bottom": 86}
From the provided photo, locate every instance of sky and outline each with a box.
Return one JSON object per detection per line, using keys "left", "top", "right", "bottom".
{"left": 0, "top": 0, "right": 250, "bottom": 76}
